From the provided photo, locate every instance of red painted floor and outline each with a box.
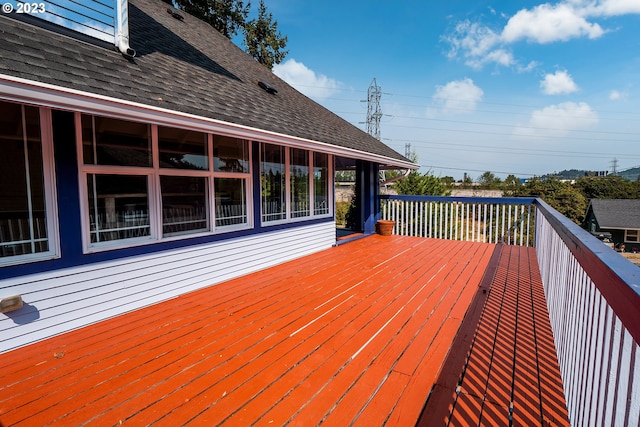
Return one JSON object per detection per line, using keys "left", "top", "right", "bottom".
{"left": 0, "top": 236, "right": 568, "bottom": 426}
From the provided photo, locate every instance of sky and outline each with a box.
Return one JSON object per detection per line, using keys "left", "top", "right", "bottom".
{"left": 265, "top": 0, "right": 640, "bottom": 180}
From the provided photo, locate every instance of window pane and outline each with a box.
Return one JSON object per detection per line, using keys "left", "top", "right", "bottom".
{"left": 290, "top": 148, "right": 309, "bottom": 218}
{"left": 214, "top": 136, "right": 249, "bottom": 173}
{"left": 158, "top": 126, "right": 208, "bottom": 170}
{"left": 314, "top": 153, "right": 329, "bottom": 215}
{"left": 215, "top": 178, "right": 247, "bottom": 227}
{"left": 0, "top": 102, "right": 49, "bottom": 258}
{"left": 261, "top": 144, "right": 285, "bottom": 222}
{"left": 161, "top": 176, "right": 208, "bottom": 236}
{"left": 82, "top": 115, "right": 151, "bottom": 167}
{"left": 87, "top": 174, "right": 150, "bottom": 243}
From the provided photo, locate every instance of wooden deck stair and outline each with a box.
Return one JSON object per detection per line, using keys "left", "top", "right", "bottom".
{"left": 0, "top": 236, "right": 569, "bottom": 426}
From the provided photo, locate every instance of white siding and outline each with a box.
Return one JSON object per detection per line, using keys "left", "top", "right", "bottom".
{"left": 1, "top": 222, "right": 336, "bottom": 353}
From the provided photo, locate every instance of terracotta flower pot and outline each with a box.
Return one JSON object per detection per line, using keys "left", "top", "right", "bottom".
{"left": 376, "top": 220, "right": 395, "bottom": 236}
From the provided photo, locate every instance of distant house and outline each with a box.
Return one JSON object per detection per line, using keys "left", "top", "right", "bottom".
{"left": 0, "top": 0, "right": 415, "bottom": 351}
{"left": 584, "top": 199, "right": 640, "bottom": 250}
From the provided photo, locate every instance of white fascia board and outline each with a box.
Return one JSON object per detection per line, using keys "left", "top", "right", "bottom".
{"left": 0, "top": 75, "right": 417, "bottom": 170}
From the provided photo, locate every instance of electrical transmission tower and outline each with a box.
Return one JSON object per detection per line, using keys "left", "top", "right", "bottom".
{"left": 366, "top": 78, "right": 382, "bottom": 141}
{"left": 611, "top": 158, "right": 618, "bottom": 175}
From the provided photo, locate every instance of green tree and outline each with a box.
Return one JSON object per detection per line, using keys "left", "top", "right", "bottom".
{"left": 335, "top": 170, "right": 355, "bottom": 182}
{"left": 440, "top": 176, "right": 455, "bottom": 186}
{"left": 477, "top": 171, "right": 502, "bottom": 189}
{"left": 394, "top": 170, "right": 451, "bottom": 196}
{"left": 173, "top": 0, "right": 250, "bottom": 38}
{"left": 242, "top": 0, "right": 288, "bottom": 69}
{"left": 575, "top": 175, "right": 640, "bottom": 200}
{"left": 508, "top": 177, "right": 587, "bottom": 224}
{"left": 171, "top": 0, "right": 288, "bottom": 69}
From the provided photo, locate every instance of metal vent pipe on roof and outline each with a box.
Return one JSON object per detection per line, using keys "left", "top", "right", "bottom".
{"left": 115, "top": 0, "right": 136, "bottom": 57}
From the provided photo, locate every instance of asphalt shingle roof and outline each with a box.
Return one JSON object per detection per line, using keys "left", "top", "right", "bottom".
{"left": 589, "top": 199, "right": 640, "bottom": 229}
{"left": 0, "top": 0, "right": 410, "bottom": 166}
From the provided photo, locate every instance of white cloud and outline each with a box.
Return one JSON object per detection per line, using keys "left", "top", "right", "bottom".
{"left": 502, "top": 3, "right": 605, "bottom": 43}
{"left": 445, "top": 20, "right": 501, "bottom": 60}
{"left": 516, "top": 101, "right": 598, "bottom": 137}
{"left": 272, "top": 59, "right": 340, "bottom": 100}
{"left": 432, "top": 78, "right": 484, "bottom": 113}
{"left": 540, "top": 70, "right": 579, "bottom": 94}
{"left": 609, "top": 89, "right": 628, "bottom": 100}
{"left": 443, "top": 0, "right": 640, "bottom": 70}
{"left": 577, "top": 0, "right": 640, "bottom": 17}
{"left": 443, "top": 20, "right": 514, "bottom": 70}
{"left": 518, "top": 61, "right": 540, "bottom": 73}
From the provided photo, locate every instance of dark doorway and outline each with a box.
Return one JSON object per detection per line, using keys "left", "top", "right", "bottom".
{"left": 335, "top": 157, "right": 379, "bottom": 241}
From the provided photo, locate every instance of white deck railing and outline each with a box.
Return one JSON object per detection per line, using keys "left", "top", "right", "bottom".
{"left": 535, "top": 199, "right": 640, "bottom": 426}
{"left": 380, "top": 195, "right": 536, "bottom": 246}
{"left": 380, "top": 195, "right": 640, "bottom": 425}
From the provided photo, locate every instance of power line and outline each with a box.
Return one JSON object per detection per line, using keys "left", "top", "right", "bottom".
{"left": 390, "top": 138, "right": 640, "bottom": 160}
{"left": 384, "top": 115, "right": 640, "bottom": 137}
{"left": 382, "top": 123, "right": 639, "bottom": 144}
{"left": 420, "top": 164, "right": 538, "bottom": 177}
{"left": 292, "top": 82, "right": 640, "bottom": 117}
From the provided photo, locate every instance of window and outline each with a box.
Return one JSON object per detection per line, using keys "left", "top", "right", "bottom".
{"left": 260, "top": 143, "right": 331, "bottom": 224}
{"left": 87, "top": 174, "right": 150, "bottom": 243}
{"left": 0, "top": 101, "right": 57, "bottom": 265}
{"left": 161, "top": 176, "right": 208, "bottom": 236}
{"left": 261, "top": 144, "right": 286, "bottom": 222}
{"left": 213, "top": 135, "right": 250, "bottom": 228}
{"left": 215, "top": 178, "right": 247, "bottom": 226}
{"left": 314, "top": 153, "right": 330, "bottom": 215}
{"left": 158, "top": 126, "right": 208, "bottom": 170}
{"left": 79, "top": 114, "right": 252, "bottom": 251}
{"left": 625, "top": 229, "right": 639, "bottom": 243}
{"left": 290, "top": 148, "right": 309, "bottom": 218}
{"left": 82, "top": 115, "right": 151, "bottom": 167}
{"left": 159, "top": 126, "right": 211, "bottom": 237}
{"left": 81, "top": 116, "right": 154, "bottom": 246}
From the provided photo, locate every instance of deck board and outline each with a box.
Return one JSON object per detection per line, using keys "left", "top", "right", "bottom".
{"left": 0, "top": 236, "right": 567, "bottom": 426}
{"left": 419, "top": 245, "right": 570, "bottom": 426}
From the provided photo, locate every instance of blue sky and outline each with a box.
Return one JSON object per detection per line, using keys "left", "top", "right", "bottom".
{"left": 267, "top": 0, "right": 640, "bottom": 180}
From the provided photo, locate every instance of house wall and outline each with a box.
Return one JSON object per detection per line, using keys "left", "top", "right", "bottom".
{"left": 1, "top": 220, "right": 336, "bottom": 352}
{"left": 1, "top": 106, "right": 340, "bottom": 353}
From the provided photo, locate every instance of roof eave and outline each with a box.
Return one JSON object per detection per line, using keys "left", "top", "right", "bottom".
{"left": 0, "top": 74, "right": 415, "bottom": 169}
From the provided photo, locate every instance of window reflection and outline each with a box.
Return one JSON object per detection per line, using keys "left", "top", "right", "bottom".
{"left": 161, "top": 176, "right": 208, "bottom": 236}
{"left": 0, "top": 101, "right": 49, "bottom": 258}
{"left": 290, "top": 148, "right": 309, "bottom": 218}
{"left": 261, "top": 144, "right": 286, "bottom": 222}
{"left": 82, "top": 115, "right": 151, "bottom": 167}
{"left": 214, "top": 135, "right": 249, "bottom": 173}
{"left": 215, "top": 178, "right": 247, "bottom": 227}
{"left": 314, "top": 153, "right": 329, "bottom": 215}
{"left": 87, "top": 174, "right": 150, "bottom": 243}
{"left": 158, "top": 126, "right": 208, "bottom": 170}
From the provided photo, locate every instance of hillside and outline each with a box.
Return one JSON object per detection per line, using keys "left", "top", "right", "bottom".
{"left": 541, "top": 168, "right": 640, "bottom": 181}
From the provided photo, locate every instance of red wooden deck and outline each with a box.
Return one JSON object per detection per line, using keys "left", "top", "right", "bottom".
{"left": 0, "top": 235, "right": 568, "bottom": 426}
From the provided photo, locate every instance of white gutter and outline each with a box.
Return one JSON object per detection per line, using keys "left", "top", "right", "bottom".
{"left": 380, "top": 168, "right": 412, "bottom": 185}
{"left": 115, "top": 0, "right": 136, "bottom": 57}
{"left": 0, "top": 74, "right": 418, "bottom": 170}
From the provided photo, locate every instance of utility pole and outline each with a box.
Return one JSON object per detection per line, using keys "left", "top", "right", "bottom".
{"left": 405, "top": 143, "right": 412, "bottom": 159}
{"left": 366, "top": 78, "right": 382, "bottom": 141}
